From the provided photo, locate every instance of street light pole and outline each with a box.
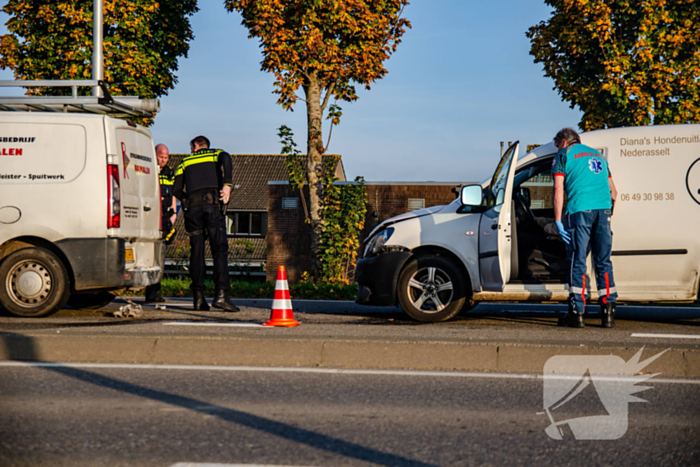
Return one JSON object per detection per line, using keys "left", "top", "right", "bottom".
{"left": 92, "top": 0, "right": 104, "bottom": 97}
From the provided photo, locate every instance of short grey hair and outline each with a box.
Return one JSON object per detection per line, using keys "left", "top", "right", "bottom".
{"left": 553, "top": 128, "right": 581, "bottom": 147}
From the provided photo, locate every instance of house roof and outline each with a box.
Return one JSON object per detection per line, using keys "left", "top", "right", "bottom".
{"left": 163, "top": 153, "right": 345, "bottom": 264}
{"left": 167, "top": 154, "right": 346, "bottom": 210}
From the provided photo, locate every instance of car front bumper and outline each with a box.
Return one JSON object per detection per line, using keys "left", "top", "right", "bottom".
{"left": 354, "top": 250, "right": 412, "bottom": 306}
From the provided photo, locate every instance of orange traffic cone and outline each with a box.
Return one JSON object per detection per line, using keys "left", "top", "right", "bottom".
{"left": 264, "top": 266, "right": 300, "bottom": 327}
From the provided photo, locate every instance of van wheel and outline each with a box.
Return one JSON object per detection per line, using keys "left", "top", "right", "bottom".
{"left": 0, "top": 248, "right": 70, "bottom": 318}
{"left": 398, "top": 255, "right": 467, "bottom": 322}
{"left": 67, "top": 292, "right": 115, "bottom": 310}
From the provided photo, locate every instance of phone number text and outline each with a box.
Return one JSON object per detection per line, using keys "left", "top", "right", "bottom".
{"left": 619, "top": 192, "right": 674, "bottom": 201}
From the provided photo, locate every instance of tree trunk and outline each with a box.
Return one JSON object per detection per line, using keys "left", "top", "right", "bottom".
{"left": 303, "top": 71, "right": 325, "bottom": 277}
{"left": 653, "top": 95, "right": 665, "bottom": 125}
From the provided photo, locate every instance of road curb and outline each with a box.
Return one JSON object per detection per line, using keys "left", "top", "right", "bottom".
{"left": 2, "top": 334, "right": 699, "bottom": 377}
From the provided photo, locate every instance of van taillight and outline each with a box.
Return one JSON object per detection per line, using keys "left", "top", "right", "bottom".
{"left": 107, "top": 164, "right": 121, "bottom": 228}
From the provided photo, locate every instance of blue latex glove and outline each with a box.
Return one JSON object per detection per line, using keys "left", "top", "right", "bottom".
{"left": 555, "top": 220, "right": 571, "bottom": 244}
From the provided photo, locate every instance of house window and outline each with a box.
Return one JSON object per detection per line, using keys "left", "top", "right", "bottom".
{"left": 226, "top": 212, "right": 266, "bottom": 236}
{"left": 282, "top": 197, "right": 298, "bottom": 209}
{"left": 520, "top": 164, "right": 555, "bottom": 209}
{"left": 408, "top": 198, "right": 425, "bottom": 211}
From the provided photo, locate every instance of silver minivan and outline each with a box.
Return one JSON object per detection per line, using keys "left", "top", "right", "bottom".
{"left": 355, "top": 124, "right": 700, "bottom": 321}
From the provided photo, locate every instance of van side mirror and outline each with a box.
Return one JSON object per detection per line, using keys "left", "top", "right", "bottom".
{"left": 460, "top": 185, "right": 483, "bottom": 207}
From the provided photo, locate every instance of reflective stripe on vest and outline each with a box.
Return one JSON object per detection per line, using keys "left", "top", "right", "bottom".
{"left": 175, "top": 150, "right": 222, "bottom": 176}
{"left": 159, "top": 174, "right": 174, "bottom": 185}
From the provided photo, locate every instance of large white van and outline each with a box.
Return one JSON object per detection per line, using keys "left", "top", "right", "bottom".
{"left": 355, "top": 124, "right": 700, "bottom": 322}
{"left": 0, "top": 111, "right": 164, "bottom": 317}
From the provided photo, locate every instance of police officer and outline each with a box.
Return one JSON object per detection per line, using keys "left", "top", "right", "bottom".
{"left": 173, "top": 136, "right": 239, "bottom": 312}
{"left": 552, "top": 128, "right": 618, "bottom": 328}
{"left": 145, "top": 143, "right": 177, "bottom": 303}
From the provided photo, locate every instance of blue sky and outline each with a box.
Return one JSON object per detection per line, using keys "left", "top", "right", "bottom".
{"left": 1, "top": 1, "right": 582, "bottom": 182}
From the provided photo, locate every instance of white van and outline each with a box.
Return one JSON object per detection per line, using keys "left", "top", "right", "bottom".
{"left": 355, "top": 124, "right": 700, "bottom": 322}
{"left": 0, "top": 111, "right": 164, "bottom": 317}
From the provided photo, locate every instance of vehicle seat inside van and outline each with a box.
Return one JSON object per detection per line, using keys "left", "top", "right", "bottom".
{"left": 512, "top": 161, "right": 568, "bottom": 282}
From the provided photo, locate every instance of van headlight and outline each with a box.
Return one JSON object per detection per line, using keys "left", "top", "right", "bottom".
{"left": 364, "top": 228, "right": 394, "bottom": 257}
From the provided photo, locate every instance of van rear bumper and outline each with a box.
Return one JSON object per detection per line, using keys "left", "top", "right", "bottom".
{"left": 56, "top": 238, "right": 164, "bottom": 291}
{"left": 354, "top": 251, "right": 412, "bottom": 306}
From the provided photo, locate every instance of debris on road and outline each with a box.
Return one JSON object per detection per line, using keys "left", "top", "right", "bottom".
{"left": 113, "top": 303, "right": 143, "bottom": 318}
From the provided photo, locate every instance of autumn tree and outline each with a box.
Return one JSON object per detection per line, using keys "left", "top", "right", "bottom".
{"left": 527, "top": 0, "right": 700, "bottom": 131}
{"left": 0, "top": 0, "right": 199, "bottom": 125}
{"left": 225, "top": 0, "right": 410, "bottom": 274}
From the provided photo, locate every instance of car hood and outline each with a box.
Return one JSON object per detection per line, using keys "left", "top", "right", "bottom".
{"left": 365, "top": 205, "right": 447, "bottom": 240}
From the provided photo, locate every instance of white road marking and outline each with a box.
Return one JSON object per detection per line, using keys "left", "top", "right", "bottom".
{"left": 631, "top": 333, "right": 700, "bottom": 339}
{"left": 1, "top": 362, "right": 698, "bottom": 384}
{"left": 171, "top": 464, "right": 313, "bottom": 467}
{"left": 163, "top": 322, "right": 266, "bottom": 328}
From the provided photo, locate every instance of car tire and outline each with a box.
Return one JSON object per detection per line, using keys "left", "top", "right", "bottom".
{"left": 0, "top": 247, "right": 70, "bottom": 318}
{"left": 397, "top": 255, "right": 468, "bottom": 322}
{"left": 67, "top": 291, "right": 115, "bottom": 310}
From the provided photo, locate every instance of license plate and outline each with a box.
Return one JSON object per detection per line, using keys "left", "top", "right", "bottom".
{"left": 125, "top": 249, "right": 135, "bottom": 262}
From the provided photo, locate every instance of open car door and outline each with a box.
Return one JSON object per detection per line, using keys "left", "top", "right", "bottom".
{"left": 479, "top": 141, "right": 520, "bottom": 291}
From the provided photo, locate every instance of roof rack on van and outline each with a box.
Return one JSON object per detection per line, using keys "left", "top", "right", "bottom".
{"left": 0, "top": 79, "right": 160, "bottom": 118}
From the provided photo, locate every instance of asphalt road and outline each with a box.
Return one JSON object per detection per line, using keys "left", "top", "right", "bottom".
{"left": 1, "top": 363, "right": 699, "bottom": 467}
{"left": 2, "top": 297, "right": 700, "bottom": 342}
{"left": 1, "top": 299, "right": 699, "bottom": 466}
{"left": 2, "top": 298, "right": 700, "bottom": 375}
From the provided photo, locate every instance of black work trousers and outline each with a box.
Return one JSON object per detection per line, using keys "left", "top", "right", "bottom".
{"left": 184, "top": 204, "right": 230, "bottom": 292}
{"left": 144, "top": 282, "right": 161, "bottom": 299}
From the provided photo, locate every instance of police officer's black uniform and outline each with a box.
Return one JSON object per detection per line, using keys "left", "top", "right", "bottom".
{"left": 173, "top": 147, "right": 239, "bottom": 312}
{"left": 159, "top": 164, "right": 176, "bottom": 233}
{"left": 144, "top": 165, "right": 176, "bottom": 302}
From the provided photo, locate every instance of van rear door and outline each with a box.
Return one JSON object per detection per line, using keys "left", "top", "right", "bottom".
{"left": 104, "top": 119, "right": 160, "bottom": 241}
{"left": 479, "top": 142, "right": 519, "bottom": 291}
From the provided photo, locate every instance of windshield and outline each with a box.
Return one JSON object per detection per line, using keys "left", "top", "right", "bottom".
{"left": 487, "top": 143, "right": 517, "bottom": 207}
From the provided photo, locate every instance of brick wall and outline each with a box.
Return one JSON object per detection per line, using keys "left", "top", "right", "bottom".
{"left": 266, "top": 184, "right": 314, "bottom": 282}
{"left": 360, "top": 184, "right": 459, "bottom": 243}
{"left": 267, "top": 182, "right": 461, "bottom": 282}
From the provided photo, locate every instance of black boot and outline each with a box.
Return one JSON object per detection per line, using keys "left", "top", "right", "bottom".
{"left": 193, "top": 291, "right": 210, "bottom": 311}
{"left": 558, "top": 300, "right": 585, "bottom": 328}
{"left": 212, "top": 289, "right": 240, "bottom": 313}
{"left": 144, "top": 284, "right": 165, "bottom": 303}
{"left": 601, "top": 301, "right": 616, "bottom": 328}
{"left": 144, "top": 295, "right": 165, "bottom": 303}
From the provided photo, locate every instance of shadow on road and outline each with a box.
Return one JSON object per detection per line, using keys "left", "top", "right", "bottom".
{"left": 468, "top": 316, "right": 559, "bottom": 327}
{"left": 0, "top": 331, "right": 437, "bottom": 467}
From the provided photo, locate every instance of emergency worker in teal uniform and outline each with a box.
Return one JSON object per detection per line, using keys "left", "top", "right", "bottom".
{"left": 552, "top": 128, "right": 618, "bottom": 328}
